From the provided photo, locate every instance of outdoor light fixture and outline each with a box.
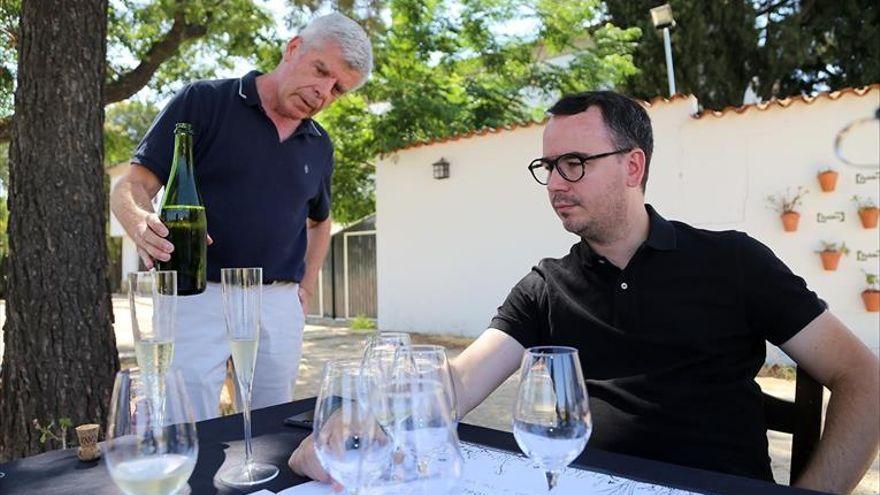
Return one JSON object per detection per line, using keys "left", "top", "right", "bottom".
{"left": 432, "top": 158, "right": 450, "bottom": 179}
{"left": 650, "top": 4, "right": 677, "bottom": 96}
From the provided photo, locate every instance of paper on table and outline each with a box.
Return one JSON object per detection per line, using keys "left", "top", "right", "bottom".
{"left": 275, "top": 481, "right": 336, "bottom": 495}
{"left": 458, "top": 442, "right": 701, "bottom": 495}
{"left": 267, "top": 443, "right": 703, "bottom": 495}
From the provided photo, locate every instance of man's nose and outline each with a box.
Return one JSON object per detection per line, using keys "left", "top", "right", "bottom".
{"left": 546, "top": 167, "right": 569, "bottom": 191}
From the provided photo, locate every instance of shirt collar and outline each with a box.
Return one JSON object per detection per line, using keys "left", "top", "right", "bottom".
{"left": 644, "top": 204, "right": 677, "bottom": 251}
{"left": 238, "top": 70, "right": 322, "bottom": 138}
{"left": 575, "top": 204, "right": 677, "bottom": 267}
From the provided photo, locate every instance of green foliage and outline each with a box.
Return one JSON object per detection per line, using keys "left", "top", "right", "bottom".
{"left": 306, "top": 0, "right": 640, "bottom": 222}
{"left": 350, "top": 315, "right": 377, "bottom": 331}
{"left": 605, "top": 0, "right": 880, "bottom": 109}
{"left": 0, "top": 0, "right": 18, "bottom": 117}
{"left": 104, "top": 100, "right": 159, "bottom": 166}
{"left": 106, "top": 0, "right": 280, "bottom": 97}
{"left": 32, "top": 418, "right": 72, "bottom": 449}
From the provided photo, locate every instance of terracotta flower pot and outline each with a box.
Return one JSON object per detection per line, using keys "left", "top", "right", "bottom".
{"left": 817, "top": 170, "right": 839, "bottom": 192}
{"left": 862, "top": 290, "right": 880, "bottom": 312}
{"left": 781, "top": 211, "right": 800, "bottom": 232}
{"left": 819, "top": 251, "right": 842, "bottom": 271}
{"left": 858, "top": 207, "right": 879, "bottom": 229}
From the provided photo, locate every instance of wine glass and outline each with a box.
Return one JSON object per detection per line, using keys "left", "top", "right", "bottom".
{"left": 362, "top": 332, "right": 411, "bottom": 380}
{"left": 362, "top": 332, "right": 411, "bottom": 428}
{"left": 313, "top": 358, "right": 393, "bottom": 494}
{"left": 105, "top": 368, "right": 198, "bottom": 495}
{"left": 379, "top": 377, "right": 463, "bottom": 494}
{"left": 128, "top": 270, "right": 178, "bottom": 375}
{"left": 512, "top": 346, "right": 592, "bottom": 491}
{"left": 392, "top": 345, "right": 458, "bottom": 423}
{"left": 217, "top": 267, "right": 279, "bottom": 486}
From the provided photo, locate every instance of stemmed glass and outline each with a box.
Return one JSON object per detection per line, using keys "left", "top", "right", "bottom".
{"left": 217, "top": 267, "right": 279, "bottom": 486}
{"left": 512, "top": 346, "right": 592, "bottom": 491}
{"left": 128, "top": 270, "right": 178, "bottom": 375}
{"left": 378, "top": 377, "right": 463, "bottom": 494}
{"left": 362, "top": 332, "right": 411, "bottom": 427}
{"left": 105, "top": 368, "right": 198, "bottom": 495}
{"left": 313, "top": 358, "right": 393, "bottom": 494}
{"left": 392, "top": 345, "right": 458, "bottom": 423}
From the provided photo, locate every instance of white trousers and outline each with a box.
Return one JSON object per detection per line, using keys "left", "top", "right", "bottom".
{"left": 170, "top": 281, "right": 305, "bottom": 421}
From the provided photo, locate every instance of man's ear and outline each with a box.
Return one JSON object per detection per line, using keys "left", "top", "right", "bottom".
{"left": 283, "top": 36, "right": 303, "bottom": 62}
{"left": 625, "top": 149, "right": 647, "bottom": 189}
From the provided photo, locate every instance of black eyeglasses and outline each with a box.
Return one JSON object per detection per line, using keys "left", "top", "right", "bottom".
{"left": 527, "top": 148, "right": 633, "bottom": 185}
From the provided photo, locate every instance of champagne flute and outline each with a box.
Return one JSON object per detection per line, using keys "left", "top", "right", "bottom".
{"left": 313, "top": 359, "right": 393, "bottom": 494}
{"left": 513, "top": 346, "right": 592, "bottom": 491}
{"left": 128, "top": 270, "right": 178, "bottom": 375}
{"left": 105, "top": 368, "right": 198, "bottom": 495}
{"left": 392, "top": 345, "right": 458, "bottom": 423}
{"left": 217, "top": 267, "right": 279, "bottom": 486}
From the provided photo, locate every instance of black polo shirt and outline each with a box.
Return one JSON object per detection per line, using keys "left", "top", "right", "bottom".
{"left": 134, "top": 70, "right": 333, "bottom": 283}
{"left": 491, "top": 204, "right": 826, "bottom": 481}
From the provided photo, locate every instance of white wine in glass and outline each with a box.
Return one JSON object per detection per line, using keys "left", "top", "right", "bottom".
{"left": 218, "top": 267, "right": 279, "bottom": 487}
{"left": 105, "top": 368, "right": 198, "bottom": 495}
{"left": 128, "top": 270, "right": 178, "bottom": 375}
{"left": 513, "top": 346, "right": 591, "bottom": 492}
{"left": 229, "top": 338, "right": 258, "bottom": 387}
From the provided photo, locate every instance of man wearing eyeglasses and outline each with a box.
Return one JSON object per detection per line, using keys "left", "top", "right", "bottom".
{"left": 450, "top": 92, "right": 879, "bottom": 493}
{"left": 290, "top": 91, "right": 878, "bottom": 493}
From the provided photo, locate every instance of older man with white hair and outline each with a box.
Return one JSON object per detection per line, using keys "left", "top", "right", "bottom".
{"left": 111, "top": 13, "right": 373, "bottom": 420}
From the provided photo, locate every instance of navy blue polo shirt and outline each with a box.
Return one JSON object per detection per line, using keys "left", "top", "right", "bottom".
{"left": 134, "top": 70, "right": 333, "bottom": 283}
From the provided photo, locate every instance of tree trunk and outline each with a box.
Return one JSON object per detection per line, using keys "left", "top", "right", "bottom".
{"left": 0, "top": 0, "right": 117, "bottom": 461}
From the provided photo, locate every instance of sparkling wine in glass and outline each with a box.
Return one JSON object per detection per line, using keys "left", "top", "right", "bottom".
{"left": 313, "top": 359, "right": 393, "bottom": 494}
{"left": 217, "top": 267, "right": 279, "bottom": 487}
{"left": 512, "top": 346, "right": 592, "bottom": 491}
{"left": 128, "top": 270, "right": 178, "bottom": 375}
{"left": 105, "top": 368, "right": 198, "bottom": 495}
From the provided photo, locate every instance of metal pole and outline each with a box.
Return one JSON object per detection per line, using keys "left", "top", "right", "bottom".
{"left": 662, "top": 27, "right": 676, "bottom": 96}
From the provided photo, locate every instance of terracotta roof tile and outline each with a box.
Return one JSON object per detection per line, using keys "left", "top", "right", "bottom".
{"left": 693, "top": 83, "right": 879, "bottom": 119}
{"left": 394, "top": 84, "right": 879, "bottom": 151}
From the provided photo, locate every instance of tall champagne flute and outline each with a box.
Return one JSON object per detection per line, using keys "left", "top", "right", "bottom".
{"left": 313, "top": 359, "right": 393, "bottom": 494}
{"left": 392, "top": 345, "right": 458, "bottom": 422}
{"left": 105, "top": 368, "right": 198, "bottom": 495}
{"left": 217, "top": 267, "right": 278, "bottom": 486}
{"left": 513, "top": 346, "right": 592, "bottom": 491}
{"left": 128, "top": 270, "right": 178, "bottom": 375}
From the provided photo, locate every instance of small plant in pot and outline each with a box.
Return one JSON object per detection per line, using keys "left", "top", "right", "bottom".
{"left": 766, "top": 187, "right": 808, "bottom": 232}
{"left": 862, "top": 272, "right": 880, "bottom": 312}
{"left": 816, "top": 167, "right": 839, "bottom": 192}
{"left": 815, "top": 241, "right": 849, "bottom": 271}
{"left": 852, "top": 195, "right": 879, "bottom": 229}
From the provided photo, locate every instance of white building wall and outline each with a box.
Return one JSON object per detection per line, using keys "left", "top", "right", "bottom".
{"left": 376, "top": 89, "right": 880, "bottom": 361}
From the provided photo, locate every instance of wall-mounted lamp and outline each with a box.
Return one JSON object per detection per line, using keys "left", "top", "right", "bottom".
{"left": 432, "top": 158, "right": 450, "bottom": 179}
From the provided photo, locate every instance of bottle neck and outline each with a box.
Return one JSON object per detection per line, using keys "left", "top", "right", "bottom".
{"left": 162, "top": 133, "right": 202, "bottom": 208}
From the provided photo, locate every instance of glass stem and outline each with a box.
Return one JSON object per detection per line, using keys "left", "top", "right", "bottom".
{"left": 546, "top": 470, "right": 560, "bottom": 491}
{"left": 241, "top": 381, "right": 254, "bottom": 473}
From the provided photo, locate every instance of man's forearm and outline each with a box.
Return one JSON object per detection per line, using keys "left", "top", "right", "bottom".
{"left": 301, "top": 218, "right": 331, "bottom": 292}
{"left": 794, "top": 361, "right": 880, "bottom": 493}
{"left": 111, "top": 178, "right": 155, "bottom": 235}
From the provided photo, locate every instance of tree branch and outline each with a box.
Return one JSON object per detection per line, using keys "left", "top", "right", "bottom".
{"left": 756, "top": 0, "right": 796, "bottom": 17}
{"left": 103, "top": 10, "right": 207, "bottom": 104}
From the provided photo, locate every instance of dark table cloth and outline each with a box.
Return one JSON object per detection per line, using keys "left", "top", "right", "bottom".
{"left": 0, "top": 398, "right": 828, "bottom": 495}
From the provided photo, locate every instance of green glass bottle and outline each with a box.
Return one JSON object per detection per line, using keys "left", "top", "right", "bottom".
{"left": 157, "top": 123, "right": 207, "bottom": 295}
